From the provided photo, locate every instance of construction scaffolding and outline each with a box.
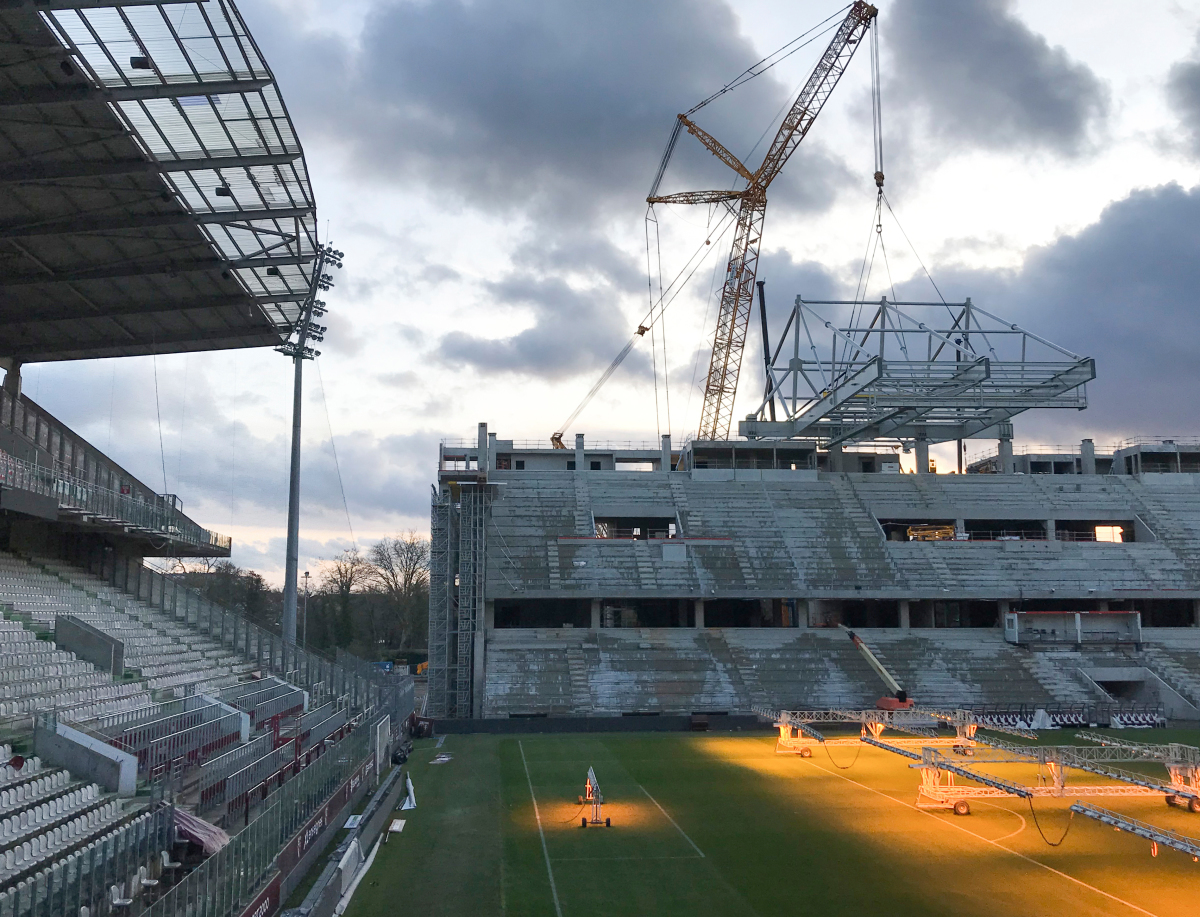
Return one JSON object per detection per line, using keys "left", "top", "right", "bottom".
{"left": 427, "top": 482, "right": 489, "bottom": 719}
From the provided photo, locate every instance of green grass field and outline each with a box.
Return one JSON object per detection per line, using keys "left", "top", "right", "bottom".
{"left": 345, "top": 729, "right": 1200, "bottom": 917}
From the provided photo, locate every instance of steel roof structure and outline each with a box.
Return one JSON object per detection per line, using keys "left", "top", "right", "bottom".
{"left": 0, "top": 0, "right": 318, "bottom": 362}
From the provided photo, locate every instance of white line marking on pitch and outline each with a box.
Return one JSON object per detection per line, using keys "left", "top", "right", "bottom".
{"left": 638, "top": 784, "right": 706, "bottom": 858}
{"left": 520, "top": 741, "right": 563, "bottom": 917}
{"left": 552, "top": 855, "right": 704, "bottom": 862}
{"left": 977, "top": 799, "right": 1028, "bottom": 844}
{"left": 804, "top": 759, "right": 1161, "bottom": 917}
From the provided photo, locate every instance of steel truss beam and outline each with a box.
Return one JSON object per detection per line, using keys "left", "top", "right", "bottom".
{"left": 739, "top": 297, "right": 1094, "bottom": 447}
{"left": 1071, "top": 803, "right": 1200, "bottom": 859}
{"left": 4, "top": 325, "right": 281, "bottom": 359}
{"left": 0, "top": 78, "right": 272, "bottom": 109}
{"left": 0, "top": 1, "right": 175, "bottom": 9}
{"left": 0, "top": 292, "right": 308, "bottom": 326}
{"left": 0, "top": 152, "right": 302, "bottom": 184}
{"left": 0, "top": 254, "right": 313, "bottom": 288}
{"left": 0, "top": 205, "right": 314, "bottom": 239}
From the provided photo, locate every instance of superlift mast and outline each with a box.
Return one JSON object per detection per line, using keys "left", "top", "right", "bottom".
{"left": 648, "top": 2, "right": 877, "bottom": 441}
{"left": 279, "top": 243, "right": 342, "bottom": 645}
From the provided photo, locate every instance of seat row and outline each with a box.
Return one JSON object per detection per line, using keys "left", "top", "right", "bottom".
{"left": 0, "top": 801, "right": 124, "bottom": 884}
{"left": 0, "top": 771, "right": 66, "bottom": 818}
{"left": 0, "top": 784, "right": 100, "bottom": 844}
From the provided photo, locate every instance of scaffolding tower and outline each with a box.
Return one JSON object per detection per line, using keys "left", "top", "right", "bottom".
{"left": 427, "top": 481, "right": 489, "bottom": 719}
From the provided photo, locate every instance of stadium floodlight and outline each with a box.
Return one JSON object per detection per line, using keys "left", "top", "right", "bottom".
{"left": 280, "top": 242, "right": 345, "bottom": 645}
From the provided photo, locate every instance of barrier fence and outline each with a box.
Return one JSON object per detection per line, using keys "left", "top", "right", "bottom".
{"left": 146, "top": 729, "right": 374, "bottom": 917}
{"left": 0, "top": 804, "right": 172, "bottom": 917}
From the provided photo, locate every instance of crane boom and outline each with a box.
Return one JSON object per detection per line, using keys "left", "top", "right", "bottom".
{"left": 650, "top": 2, "right": 877, "bottom": 441}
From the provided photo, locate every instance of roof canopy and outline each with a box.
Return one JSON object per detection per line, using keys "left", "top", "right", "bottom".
{"left": 0, "top": 0, "right": 318, "bottom": 362}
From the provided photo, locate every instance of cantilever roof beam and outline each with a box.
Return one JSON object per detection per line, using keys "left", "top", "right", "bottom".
{"left": 0, "top": 78, "right": 272, "bottom": 108}
{"left": 0, "top": 152, "right": 302, "bottom": 183}
{"left": 0, "top": 205, "right": 314, "bottom": 238}
{"left": 0, "top": 292, "right": 310, "bottom": 325}
{"left": 0, "top": 253, "right": 314, "bottom": 287}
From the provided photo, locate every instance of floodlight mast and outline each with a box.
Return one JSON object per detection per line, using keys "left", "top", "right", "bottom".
{"left": 279, "top": 243, "right": 342, "bottom": 645}
{"left": 648, "top": 2, "right": 877, "bottom": 441}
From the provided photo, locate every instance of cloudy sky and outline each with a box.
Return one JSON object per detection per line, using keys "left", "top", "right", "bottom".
{"left": 25, "top": 0, "right": 1200, "bottom": 582}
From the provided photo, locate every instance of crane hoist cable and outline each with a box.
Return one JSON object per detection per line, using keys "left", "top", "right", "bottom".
{"left": 551, "top": 208, "right": 737, "bottom": 448}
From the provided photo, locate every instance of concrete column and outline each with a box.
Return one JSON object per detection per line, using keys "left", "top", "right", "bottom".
{"left": 759, "top": 598, "right": 773, "bottom": 627}
{"left": 899, "top": 599, "right": 911, "bottom": 629}
{"left": 574, "top": 433, "right": 585, "bottom": 472}
{"left": 484, "top": 600, "right": 495, "bottom": 630}
{"left": 694, "top": 598, "right": 705, "bottom": 629}
{"left": 677, "top": 600, "right": 688, "bottom": 627}
{"left": 1192, "top": 599, "right": 1200, "bottom": 628}
{"left": 661, "top": 434, "right": 672, "bottom": 473}
{"left": 590, "top": 598, "right": 601, "bottom": 630}
{"left": 807, "top": 599, "right": 821, "bottom": 627}
{"left": 477, "top": 422, "right": 488, "bottom": 472}
{"left": 1097, "top": 600, "right": 1109, "bottom": 612}
{"left": 1045, "top": 519, "right": 1057, "bottom": 541}
{"left": 1, "top": 360, "right": 20, "bottom": 400}
{"left": 1081, "top": 438, "right": 1096, "bottom": 475}
{"left": 955, "top": 519, "right": 965, "bottom": 539}
{"left": 915, "top": 438, "right": 930, "bottom": 474}
{"left": 472, "top": 629, "right": 485, "bottom": 718}
{"left": 488, "top": 433, "right": 498, "bottom": 471}
{"left": 998, "top": 438, "right": 1014, "bottom": 474}
{"left": 829, "top": 444, "right": 843, "bottom": 473}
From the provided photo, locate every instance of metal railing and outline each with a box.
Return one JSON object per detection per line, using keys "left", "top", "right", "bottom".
{"left": 0, "top": 448, "right": 230, "bottom": 552}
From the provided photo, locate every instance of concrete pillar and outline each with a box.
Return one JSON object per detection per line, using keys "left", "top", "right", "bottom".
{"left": 694, "top": 598, "right": 705, "bottom": 629}
{"left": 574, "top": 433, "right": 585, "bottom": 473}
{"left": 998, "top": 437, "right": 1014, "bottom": 474}
{"left": 484, "top": 600, "right": 495, "bottom": 630}
{"left": 477, "top": 422, "right": 488, "bottom": 472}
{"left": 1192, "top": 599, "right": 1200, "bottom": 628}
{"left": 955, "top": 519, "right": 965, "bottom": 539}
{"left": 807, "top": 599, "right": 821, "bottom": 627}
{"left": 472, "top": 629, "right": 485, "bottom": 718}
{"left": 677, "top": 600, "right": 688, "bottom": 627}
{"left": 1081, "top": 438, "right": 1096, "bottom": 475}
{"left": 759, "top": 598, "right": 773, "bottom": 627}
{"left": 1045, "top": 519, "right": 1056, "bottom": 541}
{"left": 1097, "top": 600, "right": 1109, "bottom": 612}
{"left": 829, "top": 444, "right": 843, "bottom": 473}
{"left": 661, "top": 434, "right": 672, "bottom": 473}
{"left": 488, "top": 432, "right": 498, "bottom": 471}
{"left": 590, "top": 598, "right": 601, "bottom": 630}
{"left": 915, "top": 438, "right": 930, "bottom": 474}
{"left": 1, "top": 360, "right": 20, "bottom": 400}
{"left": 899, "top": 599, "right": 911, "bottom": 629}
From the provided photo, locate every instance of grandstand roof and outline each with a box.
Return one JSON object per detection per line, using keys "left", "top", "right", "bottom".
{"left": 0, "top": 0, "right": 317, "bottom": 362}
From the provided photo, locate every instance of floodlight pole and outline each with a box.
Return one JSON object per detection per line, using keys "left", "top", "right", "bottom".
{"left": 279, "top": 244, "right": 340, "bottom": 645}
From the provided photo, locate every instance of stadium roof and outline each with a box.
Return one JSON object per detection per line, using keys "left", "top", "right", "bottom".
{"left": 0, "top": 0, "right": 318, "bottom": 363}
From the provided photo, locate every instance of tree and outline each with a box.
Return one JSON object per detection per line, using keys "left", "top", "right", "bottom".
{"left": 366, "top": 532, "right": 430, "bottom": 650}
{"left": 319, "top": 548, "right": 370, "bottom": 647}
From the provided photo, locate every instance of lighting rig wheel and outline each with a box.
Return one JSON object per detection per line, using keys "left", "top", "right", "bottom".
{"left": 606, "top": 818, "right": 611, "bottom": 827}
{"left": 952, "top": 800, "right": 971, "bottom": 817}
{"left": 1166, "top": 795, "right": 1178, "bottom": 808}
{"left": 800, "top": 747, "right": 813, "bottom": 758}
{"left": 581, "top": 818, "right": 587, "bottom": 828}
{"left": 1189, "top": 797, "right": 1200, "bottom": 814}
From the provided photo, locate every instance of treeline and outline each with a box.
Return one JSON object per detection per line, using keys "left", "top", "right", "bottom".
{"left": 171, "top": 532, "right": 429, "bottom": 664}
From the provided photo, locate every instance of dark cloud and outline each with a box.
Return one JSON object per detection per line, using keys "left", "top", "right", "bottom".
{"left": 1168, "top": 36, "right": 1200, "bottom": 157}
{"left": 883, "top": 0, "right": 1108, "bottom": 158}
{"left": 932, "top": 182, "right": 1200, "bottom": 437}
{"left": 250, "top": 0, "right": 853, "bottom": 222}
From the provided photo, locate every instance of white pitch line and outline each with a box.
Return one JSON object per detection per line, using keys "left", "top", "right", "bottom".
{"left": 638, "top": 784, "right": 706, "bottom": 858}
{"left": 520, "top": 741, "right": 563, "bottom": 917}
{"left": 804, "top": 758, "right": 1162, "bottom": 917}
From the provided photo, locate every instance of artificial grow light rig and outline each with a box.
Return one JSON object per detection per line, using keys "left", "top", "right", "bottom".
{"left": 580, "top": 767, "right": 611, "bottom": 828}
{"left": 840, "top": 624, "right": 914, "bottom": 710}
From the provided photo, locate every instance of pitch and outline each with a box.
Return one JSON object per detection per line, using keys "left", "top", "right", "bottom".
{"left": 345, "top": 729, "right": 1200, "bottom": 916}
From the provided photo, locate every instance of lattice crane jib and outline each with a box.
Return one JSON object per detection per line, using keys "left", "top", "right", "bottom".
{"left": 650, "top": 2, "right": 878, "bottom": 441}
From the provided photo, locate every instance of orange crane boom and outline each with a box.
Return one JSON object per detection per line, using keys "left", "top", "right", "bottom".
{"left": 649, "top": 2, "right": 877, "bottom": 441}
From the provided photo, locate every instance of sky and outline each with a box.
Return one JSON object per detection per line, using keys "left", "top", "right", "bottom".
{"left": 22, "top": 0, "right": 1200, "bottom": 584}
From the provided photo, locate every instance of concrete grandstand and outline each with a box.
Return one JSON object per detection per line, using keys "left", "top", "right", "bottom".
{"left": 429, "top": 428, "right": 1200, "bottom": 724}
{"left": 0, "top": 3, "right": 413, "bottom": 917}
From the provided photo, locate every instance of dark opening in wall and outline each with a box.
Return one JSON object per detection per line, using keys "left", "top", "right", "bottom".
{"left": 494, "top": 599, "right": 590, "bottom": 628}
{"left": 1055, "top": 520, "right": 1133, "bottom": 542}
{"left": 910, "top": 600, "right": 998, "bottom": 628}
{"left": 594, "top": 516, "right": 676, "bottom": 539}
{"left": 840, "top": 600, "right": 900, "bottom": 628}
{"left": 1137, "top": 599, "right": 1194, "bottom": 627}
{"left": 704, "top": 599, "right": 761, "bottom": 627}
